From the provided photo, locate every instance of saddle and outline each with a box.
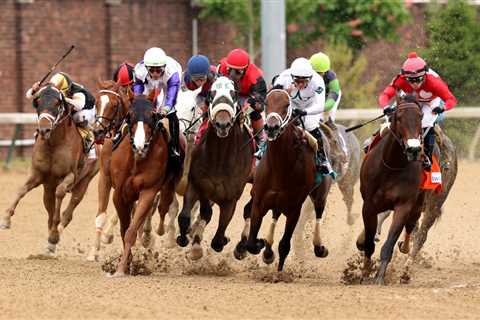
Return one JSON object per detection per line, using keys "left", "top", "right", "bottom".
{"left": 76, "top": 126, "right": 94, "bottom": 154}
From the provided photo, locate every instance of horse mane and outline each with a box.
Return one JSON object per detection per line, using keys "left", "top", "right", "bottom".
{"left": 97, "top": 79, "right": 119, "bottom": 91}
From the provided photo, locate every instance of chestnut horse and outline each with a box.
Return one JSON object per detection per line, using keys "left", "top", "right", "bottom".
{"left": 356, "top": 96, "right": 426, "bottom": 284}
{"left": 236, "top": 89, "right": 333, "bottom": 271}
{"left": 176, "top": 76, "right": 254, "bottom": 260}
{"left": 110, "top": 97, "right": 180, "bottom": 275}
{"left": 86, "top": 80, "right": 132, "bottom": 261}
{"left": 1, "top": 85, "right": 98, "bottom": 255}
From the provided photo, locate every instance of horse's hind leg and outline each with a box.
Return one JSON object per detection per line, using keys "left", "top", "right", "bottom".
{"left": 211, "top": 201, "right": 235, "bottom": 253}
{"left": 262, "top": 209, "right": 280, "bottom": 265}
{"left": 2, "top": 173, "right": 42, "bottom": 229}
{"left": 277, "top": 208, "right": 301, "bottom": 272}
{"left": 411, "top": 204, "right": 440, "bottom": 260}
{"left": 293, "top": 198, "right": 313, "bottom": 261}
{"left": 310, "top": 192, "right": 329, "bottom": 258}
{"left": 338, "top": 179, "right": 356, "bottom": 225}
{"left": 375, "top": 211, "right": 391, "bottom": 242}
{"left": 60, "top": 172, "right": 95, "bottom": 231}
{"left": 190, "top": 199, "right": 213, "bottom": 260}
{"left": 157, "top": 193, "right": 181, "bottom": 248}
{"left": 357, "top": 202, "right": 378, "bottom": 282}
{"left": 234, "top": 198, "right": 252, "bottom": 260}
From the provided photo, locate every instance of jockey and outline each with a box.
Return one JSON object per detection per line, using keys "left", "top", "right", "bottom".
{"left": 26, "top": 72, "right": 97, "bottom": 168}
{"left": 133, "top": 47, "right": 182, "bottom": 161}
{"left": 218, "top": 48, "right": 267, "bottom": 146}
{"left": 113, "top": 62, "right": 134, "bottom": 88}
{"left": 272, "top": 57, "right": 333, "bottom": 175}
{"left": 378, "top": 51, "right": 457, "bottom": 170}
{"left": 183, "top": 54, "right": 217, "bottom": 114}
{"left": 309, "top": 51, "right": 342, "bottom": 130}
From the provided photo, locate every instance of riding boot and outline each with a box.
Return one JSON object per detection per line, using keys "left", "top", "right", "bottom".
{"left": 166, "top": 112, "right": 182, "bottom": 173}
{"left": 423, "top": 126, "right": 435, "bottom": 172}
{"left": 309, "top": 128, "right": 333, "bottom": 175}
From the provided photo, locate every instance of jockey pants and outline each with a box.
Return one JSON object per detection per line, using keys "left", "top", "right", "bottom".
{"left": 423, "top": 125, "right": 436, "bottom": 163}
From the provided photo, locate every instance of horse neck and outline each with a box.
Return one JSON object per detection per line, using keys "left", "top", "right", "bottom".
{"left": 204, "top": 120, "right": 246, "bottom": 161}
{"left": 382, "top": 131, "right": 408, "bottom": 168}
{"left": 44, "top": 117, "right": 76, "bottom": 147}
{"left": 266, "top": 125, "right": 299, "bottom": 162}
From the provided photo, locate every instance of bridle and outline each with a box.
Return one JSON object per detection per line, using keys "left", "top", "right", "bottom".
{"left": 95, "top": 89, "right": 127, "bottom": 137}
{"left": 264, "top": 89, "right": 293, "bottom": 141}
{"left": 36, "top": 86, "right": 70, "bottom": 133}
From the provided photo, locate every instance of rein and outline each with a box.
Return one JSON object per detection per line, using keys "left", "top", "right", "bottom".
{"left": 96, "top": 89, "right": 127, "bottom": 137}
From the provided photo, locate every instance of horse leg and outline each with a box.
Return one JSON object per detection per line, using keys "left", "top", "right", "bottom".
{"left": 411, "top": 204, "right": 440, "bottom": 260}
{"left": 262, "top": 209, "right": 281, "bottom": 265}
{"left": 338, "top": 179, "right": 356, "bottom": 226}
{"left": 157, "top": 191, "right": 180, "bottom": 248}
{"left": 141, "top": 202, "right": 156, "bottom": 249}
{"left": 357, "top": 202, "right": 378, "bottom": 282}
{"left": 277, "top": 208, "right": 301, "bottom": 272}
{"left": 375, "top": 211, "right": 391, "bottom": 242}
{"left": 375, "top": 204, "right": 412, "bottom": 285}
{"left": 2, "top": 173, "right": 42, "bottom": 229}
{"left": 246, "top": 200, "right": 267, "bottom": 255}
{"left": 211, "top": 200, "right": 236, "bottom": 253}
{"left": 190, "top": 199, "right": 213, "bottom": 260}
{"left": 234, "top": 197, "right": 252, "bottom": 260}
{"left": 293, "top": 198, "right": 313, "bottom": 261}
{"left": 155, "top": 180, "right": 176, "bottom": 248}
{"left": 115, "top": 189, "right": 157, "bottom": 276}
{"left": 43, "top": 184, "right": 56, "bottom": 255}
{"left": 310, "top": 192, "right": 329, "bottom": 258}
{"left": 177, "top": 183, "right": 199, "bottom": 247}
{"left": 60, "top": 173, "right": 94, "bottom": 231}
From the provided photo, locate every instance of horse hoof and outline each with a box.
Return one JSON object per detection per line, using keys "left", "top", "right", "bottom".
{"left": 190, "top": 243, "right": 203, "bottom": 260}
{"left": 246, "top": 239, "right": 265, "bottom": 255}
{"left": 374, "top": 276, "right": 385, "bottom": 286}
{"left": 211, "top": 241, "right": 224, "bottom": 253}
{"left": 262, "top": 249, "right": 275, "bottom": 265}
{"left": 233, "top": 242, "right": 247, "bottom": 260}
{"left": 176, "top": 235, "right": 189, "bottom": 247}
{"left": 142, "top": 234, "right": 155, "bottom": 249}
{"left": 397, "top": 241, "right": 409, "bottom": 254}
{"left": 48, "top": 233, "right": 60, "bottom": 245}
{"left": 101, "top": 233, "right": 114, "bottom": 245}
{"left": 356, "top": 240, "right": 365, "bottom": 252}
{"left": 0, "top": 222, "right": 11, "bottom": 230}
{"left": 45, "top": 242, "right": 56, "bottom": 255}
{"left": 107, "top": 271, "right": 127, "bottom": 278}
{"left": 374, "top": 235, "right": 380, "bottom": 242}
{"left": 314, "top": 245, "right": 329, "bottom": 258}
{"left": 346, "top": 214, "right": 356, "bottom": 226}
{"left": 156, "top": 224, "right": 166, "bottom": 236}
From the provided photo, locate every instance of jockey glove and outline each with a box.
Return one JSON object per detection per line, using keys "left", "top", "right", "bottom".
{"left": 383, "top": 105, "right": 396, "bottom": 115}
{"left": 432, "top": 106, "right": 445, "bottom": 114}
{"left": 292, "top": 108, "right": 308, "bottom": 117}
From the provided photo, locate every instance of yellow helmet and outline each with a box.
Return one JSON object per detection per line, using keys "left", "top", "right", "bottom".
{"left": 49, "top": 72, "right": 72, "bottom": 95}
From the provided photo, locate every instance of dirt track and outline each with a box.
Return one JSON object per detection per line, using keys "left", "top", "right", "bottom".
{"left": 1, "top": 161, "right": 479, "bottom": 319}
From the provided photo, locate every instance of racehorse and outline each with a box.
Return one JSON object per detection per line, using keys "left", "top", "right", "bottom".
{"left": 234, "top": 89, "right": 333, "bottom": 271}
{"left": 110, "top": 97, "right": 180, "bottom": 275}
{"left": 1, "top": 85, "right": 98, "bottom": 255}
{"left": 176, "top": 76, "right": 254, "bottom": 260}
{"left": 356, "top": 95, "right": 426, "bottom": 284}
{"left": 86, "top": 80, "right": 132, "bottom": 261}
{"left": 293, "top": 123, "right": 361, "bottom": 258}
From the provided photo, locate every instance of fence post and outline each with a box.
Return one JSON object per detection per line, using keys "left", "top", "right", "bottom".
{"left": 4, "top": 124, "right": 21, "bottom": 170}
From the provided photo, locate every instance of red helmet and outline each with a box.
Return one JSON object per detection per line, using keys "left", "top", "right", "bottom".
{"left": 114, "top": 62, "right": 134, "bottom": 86}
{"left": 401, "top": 52, "right": 427, "bottom": 77}
{"left": 226, "top": 48, "right": 250, "bottom": 69}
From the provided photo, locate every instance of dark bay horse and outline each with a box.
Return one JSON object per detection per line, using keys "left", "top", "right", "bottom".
{"left": 1, "top": 85, "right": 98, "bottom": 254}
{"left": 176, "top": 76, "right": 254, "bottom": 260}
{"left": 235, "top": 89, "right": 333, "bottom": 271}
{"left": 87, "top": 80, "right": 132, "bottom": 261}
{"left": 110, "top": 97, "right": 180, "bottom": 275}
{"left": 356, "top": 97, "right": 426, "bottom": 284}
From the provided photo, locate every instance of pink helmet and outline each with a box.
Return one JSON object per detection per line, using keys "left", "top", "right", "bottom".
{"left": 401, "top": 52, "right": 427, "bottom": 77}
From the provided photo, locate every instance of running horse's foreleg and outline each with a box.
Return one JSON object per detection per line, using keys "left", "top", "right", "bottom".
{"left": 338, "top": 177, "right": 356, "bottom": 226}
{"left": 1, "top": 173, "right": 43, "bottom": 229}
{"left": 140, "top": 193, "right": 159, "bottom": 249}
{"left": 115, "top": 188, "right": 157, "bottom": 276}
{"left": 48, "top": 172, "right": 76, "bottom": 254}
{"left": 310, "top": 183, "right": 331, "bottom": 258}
{"left": 375, "top": 211, "right": 391, "bottom": 242}
{"left": 177, "top": 182, "right": 200, "bottom": 247}
{"left": 234, "top": 197, "right": 252, "bottom": 260}
{"left": 277, "top": 207, "right": 301, "bottom": 272}
{"left": 211, "top": 200, "right": 236, "bottom": 253}
{"left": 357, "top": 202, "right": 378, "bottom": 283}
{"left": 262, "top": 209, "right": 281, "bottom": 265}
{"left": 246, "top": 199, "right": 267, "bottom": 255}
{"left": 189, "top": 199, "right": 213, "bottom": 260}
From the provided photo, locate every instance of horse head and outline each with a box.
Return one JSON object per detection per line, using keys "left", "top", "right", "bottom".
{"left": 208, "top": 76, "right": 238, "bottom": 138}
{"left": 264, "top": 89, "right": 292, "bottom": 141}
{"left": 390, "top": 94, "right": 423, "bottom": 161}
{"left": 94, "top": 80, "right": 132, "bottom": 143}
{"left": 33, "top": 84, "right": 69, "bottom": 140}
{"left": 127, "top": 97, "right": 157, "bottom": 159}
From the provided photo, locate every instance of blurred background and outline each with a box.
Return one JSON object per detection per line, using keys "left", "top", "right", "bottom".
{"left": 1, "top": 0, "right": 479, "bottom": 163}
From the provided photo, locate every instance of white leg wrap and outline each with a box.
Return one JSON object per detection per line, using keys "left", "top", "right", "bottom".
{"left": 266, "top": 219, "right": 277, "bottom": 245}
{"left": 96, "top": 212, "right": 107, "bottom": 230}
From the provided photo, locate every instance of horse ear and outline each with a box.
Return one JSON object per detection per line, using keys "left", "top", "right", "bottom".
{"left": 96, "top": 77, "right": 104, "bottom": 90}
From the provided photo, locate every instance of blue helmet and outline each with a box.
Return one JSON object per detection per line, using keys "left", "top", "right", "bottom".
{"left": 187, "top": 55, "right": 210, "bottom": 77}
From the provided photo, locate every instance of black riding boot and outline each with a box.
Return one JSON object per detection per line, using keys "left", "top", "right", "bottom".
{"left": 167, "top": 112, "right": 182, "bottom": 170}
{"left": 309, "top": 128, "right": 333, "bottom": 175}
{"left": 423, "top": 126, "right": 435, "bottom": 172}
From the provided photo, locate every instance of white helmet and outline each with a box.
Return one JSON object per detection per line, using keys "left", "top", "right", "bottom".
{"left": 290, "top": 57, "right": 314, "bottom": 78}
{"left": 144, "top": 47, "right": 167, "bottom": 67}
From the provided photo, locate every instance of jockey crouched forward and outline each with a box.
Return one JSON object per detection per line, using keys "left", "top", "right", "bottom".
{"left": 378, "top": 52, "right": 457, "bottom": 171}
{"left": 26, "top": 72, "right": 97, "bottom": 176}
{"left": 218, "top": 48, "right": 267, "bottom": 147}
{"left": 133, "top": 47, "right": 183, "bottom": 166}
{"left": 272, "top": 58, "right": 334, "bottom": 175}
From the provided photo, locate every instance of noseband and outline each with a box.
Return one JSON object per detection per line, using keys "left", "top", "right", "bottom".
{"left": 36, "top": 87, "right": 69, "bottom": 133}
{"left": 96, "top": 89, "right": 126, "bottom": 136}
{"left": 264, "top": 89, "right": 293, "bottom": 140}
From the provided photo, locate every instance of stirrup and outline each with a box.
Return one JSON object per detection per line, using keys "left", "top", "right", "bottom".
{"left": 422, "top": 156, "right": 432, "bottom": 171}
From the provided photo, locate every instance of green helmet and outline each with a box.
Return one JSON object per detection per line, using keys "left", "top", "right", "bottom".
{"left": 309, "top": 52, "right": 330, "bottom": 73}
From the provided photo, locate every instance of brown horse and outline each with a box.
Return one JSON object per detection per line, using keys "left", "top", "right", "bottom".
{"left": 86, "top": 80, "right": 132, "bottom": 261}
{"left": 1, "top": 85, "right": 98, "bottom": 254}
{"left": 110, "top": 97, "right": 179, "bottom": 275}
{"left": 356, "top": 96, "right": 426, "bottom": 284}
{"left": 235, "top": 89, "right": 333, "bottom": 271}
{"left": 176, "top": 76, "right": 254, "bottom": 260}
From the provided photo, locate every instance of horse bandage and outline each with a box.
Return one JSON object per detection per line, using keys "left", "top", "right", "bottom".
{"left": 95, "top": 212, "right": 106, "bottom": 230}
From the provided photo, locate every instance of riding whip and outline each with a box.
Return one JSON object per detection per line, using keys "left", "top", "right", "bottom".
{"left": 345, "top": 114, "right": 385, "bottom": 133}
{"left": 38, "top": 45, "right": 75, "bottom": 86}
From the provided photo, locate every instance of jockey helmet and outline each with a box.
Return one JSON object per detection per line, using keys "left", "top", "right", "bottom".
{"left": 290, "top": 58, "right": 314, "bottom": 79}
{"left": 226, "top": 48, "right": 250, "bottom": 69}
{"left": 401, "top": 52, "right": 427, "bottom": 77}
{"left": 309, "top": 52, "right": 330, "bottom": 73}
{"left": 114, "top": 62, "right": 134, "bottom": 86}
{"left": 187, "top": 55, "right": 210, "bottom": 78}
{"left": 144, "top": 47, "right": 167, "bottom": 67}
{"left": 49, "top": 72, "right": 72, "bottom": 95}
